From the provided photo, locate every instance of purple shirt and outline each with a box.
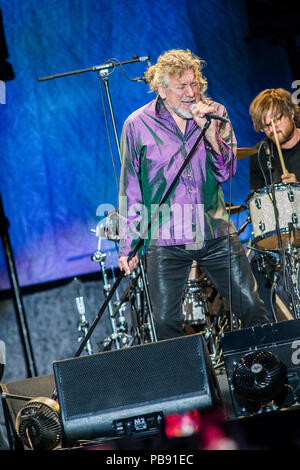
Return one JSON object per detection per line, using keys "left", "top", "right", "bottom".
{"left": 118, "top": 97, "right": 237, "bottom": 257}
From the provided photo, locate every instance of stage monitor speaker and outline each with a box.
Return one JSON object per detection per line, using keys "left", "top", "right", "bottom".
{"left": 0, "top": 374, "right": 56, "bottom": 450}
{"left": 222, "top": 319, "right": 300, "bottom": 418}
{"left": 53, "top": 333, "right": 222, "bottom": 447}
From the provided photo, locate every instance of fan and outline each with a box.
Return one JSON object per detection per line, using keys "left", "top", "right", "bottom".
{"left": 15, "top": 397, "right": 61, "bottom": 450}
{"left": 232, "top": 350, "right": 288, "bottom": 407}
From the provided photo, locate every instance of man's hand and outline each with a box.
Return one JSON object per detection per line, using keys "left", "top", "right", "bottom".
{"left": 281, "top": 171, "right": 298, "bottom": 184}
{"left": 119, "top": 255, "right": 139, "bottom": 276}
{"left": 190, "top": 102, "right": 217, "bottom": 126}
{"left": 190, "top": 102, "right": 221, "bottom": 153}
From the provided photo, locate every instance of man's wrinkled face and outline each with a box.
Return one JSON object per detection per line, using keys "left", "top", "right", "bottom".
{"left": 158, "top": 70, "right": 200, "bottom": 119}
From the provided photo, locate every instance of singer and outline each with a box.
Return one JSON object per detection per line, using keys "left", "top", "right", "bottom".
{"left": 249, "top": 88, "right": 300, "bottom": 191}
{"left": 118, "top": 49, "right": 268, "bottom": 340}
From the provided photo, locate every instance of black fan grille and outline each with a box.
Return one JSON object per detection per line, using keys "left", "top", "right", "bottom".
{"left": 232, "top": 351, "right": 287, "bottom": 402}
{"left": 16, "top": 401, "right": 61, "bottom": 450}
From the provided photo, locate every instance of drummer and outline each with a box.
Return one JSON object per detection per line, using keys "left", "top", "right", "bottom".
{"left": 248, "top": 89, "right": 300, "bottom": 322}
{"left": 249, "top": 88, "right": 300, "bottom": 191}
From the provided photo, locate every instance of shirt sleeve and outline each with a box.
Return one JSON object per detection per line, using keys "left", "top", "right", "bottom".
{"left": 118, "top": 119, "right": 144, "bottom": 257}
{"left": 204, "top": 103, "right": 237, "bottom": 184}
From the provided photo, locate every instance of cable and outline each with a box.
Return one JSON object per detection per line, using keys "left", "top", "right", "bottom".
{"left": 257, "top": 140, "right": 269, "bottom": 188}
{"left": 97, "top": 73, "right": 119, "bottom": 194}
{"left": 226, "top": 123, "right": 235, "bottom": 331}
{"left": 96, "top": 56, "right": 149, "bottom": 195}
{"left": 270, "top": 279, "right": 278, "bottom": 322}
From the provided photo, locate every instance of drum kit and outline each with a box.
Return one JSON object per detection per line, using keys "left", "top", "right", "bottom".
{"left": 238, "top": 128, "right": 300, "bottom": 322}
{"left": 81, "top": 124, "right": 300, "bottom": 368}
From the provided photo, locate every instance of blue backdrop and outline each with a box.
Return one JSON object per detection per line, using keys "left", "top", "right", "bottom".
{"left": 0, "top": 0, "right": 294, "bottom": 289}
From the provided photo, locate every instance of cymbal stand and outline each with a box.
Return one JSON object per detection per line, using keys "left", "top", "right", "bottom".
{"left": 281, "top": 237, "right": 300, "bottom": 319}
{"left": 72, "top": 278, "right": 93, "bottom": 355}
{"left": 91, "top": 239, "right": 132, "bottom": 350}
{"left": 95, "top": 249, "right": 156, "bottom": 346}
{"left": 127, "top": 256, "right": 157, "bottom": 344}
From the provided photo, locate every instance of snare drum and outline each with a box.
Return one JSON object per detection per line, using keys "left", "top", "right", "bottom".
{"left": 247, "top": 183, "right": 300, "bottom": 250}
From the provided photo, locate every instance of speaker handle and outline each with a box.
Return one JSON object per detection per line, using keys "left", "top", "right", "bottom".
{"left": 1, "top": 392, "right": 34, "bottom": 401}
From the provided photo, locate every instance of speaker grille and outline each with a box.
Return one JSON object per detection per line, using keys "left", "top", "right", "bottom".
{"left": 54, "top": 335, "right": 208, "bottom": 419}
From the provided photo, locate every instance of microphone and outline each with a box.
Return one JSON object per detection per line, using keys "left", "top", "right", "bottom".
{"left": 0, "top": 340, "right": 5, "bottom": 381}
{"left": 133, "top": 55, "right": 151, "bottom": 63}
{"left": 132, "top": 73, "right": 147, "bottom": 82}
{"left": 189, "top": 104, "right": 228, "bottom": 122}
{"left": 132, "top": 55, "right": 151, "bottom": 82}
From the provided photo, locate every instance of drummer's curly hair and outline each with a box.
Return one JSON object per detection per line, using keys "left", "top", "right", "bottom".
{"left": 146, "top": 49, "right": 208, "bottom": 96}
{"left": 249, "top": 88, "right": 300, "bottom": 132}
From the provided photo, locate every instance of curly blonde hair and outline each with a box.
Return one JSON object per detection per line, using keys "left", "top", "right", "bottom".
{"left": 249, "top": 88, "right": 300, "bottom": 132}
{"left": 146, "top": 49, "right": 208, "bottom": 96}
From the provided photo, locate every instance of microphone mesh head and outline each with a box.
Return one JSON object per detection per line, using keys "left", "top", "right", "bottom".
{"left": 0, "top": 340, "right": 5, "bottom": 365}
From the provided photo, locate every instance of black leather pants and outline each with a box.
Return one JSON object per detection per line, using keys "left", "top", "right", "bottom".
{"left": 146, "top": 234, "right": 269, "bottom": 340}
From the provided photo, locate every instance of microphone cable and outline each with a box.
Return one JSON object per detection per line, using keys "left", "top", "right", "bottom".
{"left": 225, "top": 120, "right": 236, "bottom": 332}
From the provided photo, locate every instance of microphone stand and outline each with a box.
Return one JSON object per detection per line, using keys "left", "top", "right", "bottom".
{"left": 38, "top": 55, "right": 156, "bottom": 350}
{"left": 266, "top": 152, "right": 284, "bottom": 255}
{"left": 38, "top": 56, "right": 150, "bottom": 164}
{"left": 266, "top": 153, "right": 283, "bottom": 322}
{"left": 0, "top": 193, "right": 38, "bottom": 377}
{"left": 74, "top": 118, "right": 213, "bottom": 357}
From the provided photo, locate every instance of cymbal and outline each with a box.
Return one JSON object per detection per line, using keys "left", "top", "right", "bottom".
{"left": 237, "top": 140, "right": 264, "bottom": 160}
{"left": 237, "top": 147, "right": 258, "bottom": 159}
{"left": 225, "top": 203, "right": 247, "bottom": 214}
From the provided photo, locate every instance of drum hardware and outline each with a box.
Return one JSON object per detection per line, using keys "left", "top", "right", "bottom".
{"left": 237, "top": 216, "right": 251, "bottom": 236}
{"left": 72, "top": 278, "right": 93, "bottom": 355}
{"left": 225, "top": 203, "right": 247, "bottom": 214}
{"left": 248, "top": 235, "right": 300, "bottom": 321}
{"left": 257, "top": 250, "right": 280, "bottom": 277}
{"left": 182, "top": 285, "right": 208, "bottom": 327}
{"left": 128, "top": 263, "right": 157, "bottom": 344}
{"left": 111, "top": 258, "right": 157, "bottom": 345}
{"left": 182, "top": 262, "right": 211, "bottom": 328}
{"left": 282, "top": 246, "right": 300, "bottom": 319}
{"left": 91, "top": 241, "right": 132, "bottom": 351}
{"left": 90, "top": 222, "right": 158, "bottom": 350}
{"left": 182, "top": 262, "right": 239, "bottom": 368}
{"left": 97, "top": 209, "right": 120, "bottom": 242}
